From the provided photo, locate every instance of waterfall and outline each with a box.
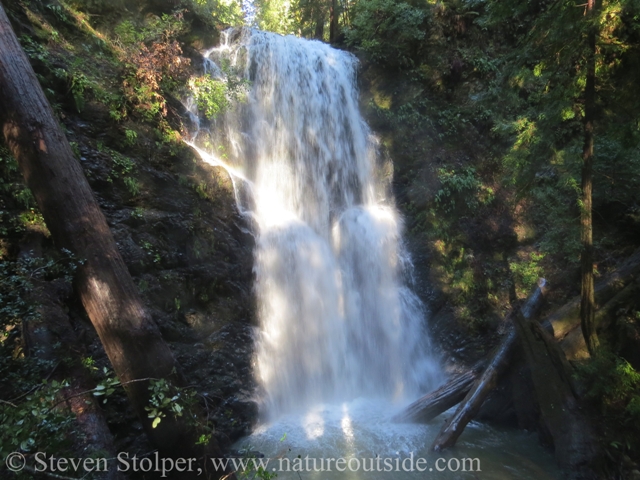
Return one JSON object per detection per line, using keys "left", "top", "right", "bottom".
{"left": 187, "top": 28, "right": 441, "bottom": 419}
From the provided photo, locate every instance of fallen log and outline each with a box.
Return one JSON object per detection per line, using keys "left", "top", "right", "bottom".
{"left": 545, "top": 247, "right": 640, "bottom": 341}
{"left": 513, "top": 285, "right": 602, "bottom": 479}
{"left": 560, "top": 277, "right": 640, "bottom": 360}
{"left": 431, "top": 280, "right": 547, "bottom": 452}
{"left": 392, "top": 368, "right": 480, "bottom": 423}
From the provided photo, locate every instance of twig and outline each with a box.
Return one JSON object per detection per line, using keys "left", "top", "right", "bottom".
{"left": 45, "top": 377, "right": 158, "bottom": 414}
{"left": 6, "top": 360, "right": 61, "bottom": 403}
{"left": 0, "top": 398, "right": 17, "bottom": 408}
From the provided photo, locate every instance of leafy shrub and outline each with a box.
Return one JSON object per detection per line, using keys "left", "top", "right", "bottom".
{"left": 115, "top": 13, "right": 191, "bottom": 122}
{"left": 575, "top": 352, "right": 640, "bottom": 454}
{"left": 434, "top": 166, "right": 494, "bottom": 214}
{"left": 189, "top": 75, "right": 229, "bottom": 119}
{"left": 509, "top": 251, "right": 545, "bottom": 296}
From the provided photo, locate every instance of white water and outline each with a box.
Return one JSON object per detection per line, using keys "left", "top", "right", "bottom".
{"left": 189, "top": 28, "right": 441, "bottom": 413}
{"left": 187, "top": 28, "right": 561, "bottom": 480}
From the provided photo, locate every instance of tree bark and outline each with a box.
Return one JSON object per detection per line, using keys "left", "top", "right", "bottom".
{"left": 329, "top": 0, "right": 338, "bottom": 43}
{"left": 0, "top": 4, "right": 225, "bottom": 475}
{"left": 314, "top": 18, "right": 324, "bottom": 40}
{"left": 23, "top": 276, "right": 124, "bottom": 480}
{"left": 431, "top": 280, "right": 547, "bottom": 451}
{"left": 544, "top": 247, "right": 640, "bottom": 341}
{"left": 560, "top": 276, "right": 640, "bottom": 360}
{"left": 580, "top": 0, "right": 599, "bottom": 356}
{"left": 513, "top": 295, "right": 601, "bottom": 479}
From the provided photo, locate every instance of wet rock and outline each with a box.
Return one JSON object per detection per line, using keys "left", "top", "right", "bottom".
{"left": 58, "top": 108, "right": 259, "bottom": 453}
{"left": 217, "top": 394, "right": 259, "bottom": 443}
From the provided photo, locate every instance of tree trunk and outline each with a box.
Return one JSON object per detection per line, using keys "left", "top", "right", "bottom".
{"left": 431, "top": 280, "right": 547, "bottom": 451}
{"left": 580, "top": 0, "right": 599, "bottom": 356}
{"left": 23, "top": 276, "right": 124, "bottom": 480}
{"left": 513, "top": 297, "right": 601, "bottom": 479}
{"left": 392, "top": 369, "right": 479, "bottom": 424}
{"left": 544, "top": 247, "right": 640, "bottom": 340}
{"left": 561, "top": 277, "right": 640, "bottom": 360}
{"left": 329, "top": 0, "right": 338, "bottom": 43}
{"left": 314, "top": 18, "right": 324, "bottom": 40}
{"left": 0, "top": 4, "right": 225, "bottom": 475}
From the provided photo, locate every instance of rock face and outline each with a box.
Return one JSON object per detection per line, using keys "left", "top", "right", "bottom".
{"left": 63, "top": 102, "right": 259, "bottom": 448}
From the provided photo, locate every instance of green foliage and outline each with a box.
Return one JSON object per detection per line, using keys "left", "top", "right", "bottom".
{"left": 141, "top": 240, "right": 162, "bottom": 265}
{"left": 124, "top": 128, "right": 138, "bottom": 146}
{"left": 434, "top": 166, "right": 494, "bottom": 214}
{"left": 189, "top": 75, "right": 229, "bottom": 119}
{"left": 106, "top": 149, "right": 136, "bottom": 181}
{"left": 253, "top": 0, "right": 297, "bottom": 34}
{"left": 115, "top": 13, "right": 191, "bottom": 122}
{"left": 195, "top": 180, "right": 213, "bottom": 200}
{"left": 0, "top": 379, "right": 76, "bottom": 464}
{"left": 530, "top": 178, "right": 582, "bottom": 262}
{"left": 115, "top": 14, "right": 187, "bottom": 46}
{"left": 345, "top": 0, "right": 427, "bottom": 67}
{"left": 188, "top": 58, "right": 249, "bottom": 121}
{"left": 0, "top": 251, "right": 81, "bottom": 328}
{"left": 113, "top": 20, "right": 141, "bottom": 45}
{"left": 0, "top": 251, "right": 84, "bottom": 466}
{"left": 130, "top": 206, "right": 145, "bottom": 220}
{"left": 578, "top": 354, "right": 640, "bottom": 408}
{"left": 576, "top": 352, "right": 640, "bottom": 454}
{"left": 123, "top": 176, "right": 141, "bottom": 196}
{"left": 69, "top": 71, "right": 89, "bottom": 112}
{"left": 186, "top": 0, "right": 244, "bottom": 27}
{"left": 145, "top": 379, "right": 198, "bottom": 429}
{"left": 0, "top": 146, "right": 41, "bottom": 238}
{"left": 101, "top": 147, "right": 141, "bottom": 196}
{"left": 92, "top": 367, "right": 121, "bottom": 404}
{"left": 509, "top": 252, "right": 544, "bottom": 296}
{"left": 20, "top": 34, "right": 51, "bottom": 64}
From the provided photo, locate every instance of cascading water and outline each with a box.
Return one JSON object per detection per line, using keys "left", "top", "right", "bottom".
{"left": 187, "top": 28, "right": 562, "bottom": 480}
{"left": 189, "top": 28, "right": 441, "bottom": 414}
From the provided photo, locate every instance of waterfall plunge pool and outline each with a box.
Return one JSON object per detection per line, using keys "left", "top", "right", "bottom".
{"left": 233, "top": 399, "right": 562, "bottom": 480}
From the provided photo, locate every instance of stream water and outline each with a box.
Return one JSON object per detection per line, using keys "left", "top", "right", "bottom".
{"left": 187, "top": 28, "right": 562, "bottom": 480}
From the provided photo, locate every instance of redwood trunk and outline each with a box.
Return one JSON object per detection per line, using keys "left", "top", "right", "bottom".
{"left": 329, "top": 0, "right": 338, "bottom": 43}
{"left": 545, "top": 247, "right": 640, "bottom": 340}
{"left": 0, "top": 3, "right": 224, "bottom": 473}
{"left": 23, "top": 277, "right": 123, "bottom": 480}
{"left": 513, "top": 296, "right": 601, "bottom": 478}
{"left": 580, "top": 0, "right": 599, "bottom": 356}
